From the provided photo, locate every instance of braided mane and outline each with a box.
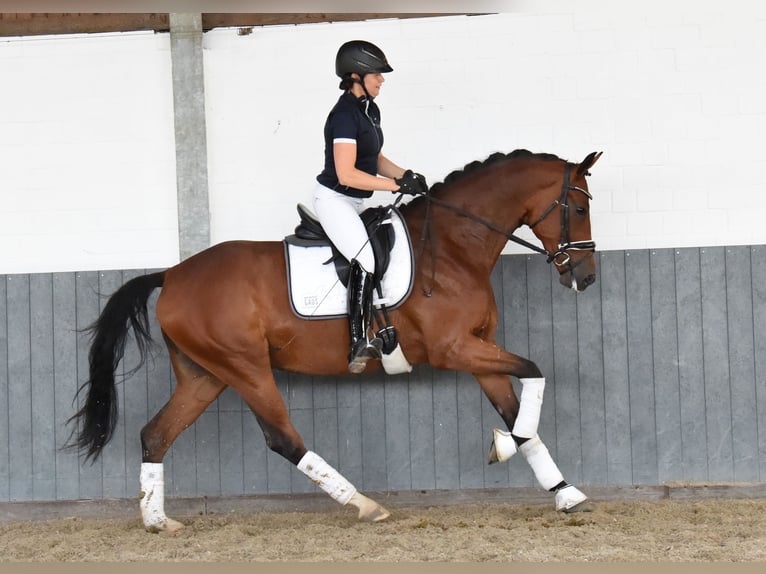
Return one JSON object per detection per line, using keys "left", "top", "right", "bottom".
{"left": 428, "top": 149, "right": 563, "bottom": 195}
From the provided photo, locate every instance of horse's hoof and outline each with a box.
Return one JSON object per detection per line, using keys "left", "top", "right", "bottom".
{"left": 555, "top": 485, "right": 589, "bottom": 512}
{"left": 360, "top": 504, "right": 391, "bottom": 522}
{"left": 564, "top": 500, "right": 593, "bottom": 514}
{"left": 145, "top": 517, "right": 185, "bottom": 533}
{"left": 349, "top": 492, "right": 391, "bottom": 522}
{"left": 487, "top": 428, "right": 517, "bottom": 464}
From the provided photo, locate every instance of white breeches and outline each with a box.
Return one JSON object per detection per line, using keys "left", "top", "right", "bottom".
{"left": 313, "top": 183, "right": 376, "bottom": 274}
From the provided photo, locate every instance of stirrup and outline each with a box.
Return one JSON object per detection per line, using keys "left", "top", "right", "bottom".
{"left": 348, "top": 337, "right": 383, "bottom": 374}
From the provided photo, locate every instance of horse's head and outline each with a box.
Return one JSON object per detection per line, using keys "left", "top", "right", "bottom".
{"left": 527, "top": 151, "right": 602, "bottom": 292}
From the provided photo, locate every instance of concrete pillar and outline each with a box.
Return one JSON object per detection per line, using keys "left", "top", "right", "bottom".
{"left": 169, "top": 13, "right": 210, "bottom": 261}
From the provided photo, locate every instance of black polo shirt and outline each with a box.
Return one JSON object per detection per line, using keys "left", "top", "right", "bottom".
{"left": 316, "top": 91, "right": 384, "bottom": 199}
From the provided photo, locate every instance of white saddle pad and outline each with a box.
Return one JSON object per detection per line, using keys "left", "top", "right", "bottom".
{"left": 284, "top": 207, "right": 414, "bottom": 319}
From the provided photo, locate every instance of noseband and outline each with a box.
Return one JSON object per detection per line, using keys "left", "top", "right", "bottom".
{"left": 421, "top": 163, "right": 596, "bottom": 274}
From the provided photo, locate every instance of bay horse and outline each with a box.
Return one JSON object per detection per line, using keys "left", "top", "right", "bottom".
{"left": 68, "top": 149, "right": 602, "bottom": 532}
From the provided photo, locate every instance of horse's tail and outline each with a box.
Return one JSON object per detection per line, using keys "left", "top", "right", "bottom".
{"left": 66, "top": 271, "right": 165, "bottom": 462}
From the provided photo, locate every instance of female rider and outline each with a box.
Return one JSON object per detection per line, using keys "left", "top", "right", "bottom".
{"left": 314, "top": 40, "right": 428, "bottom": 374}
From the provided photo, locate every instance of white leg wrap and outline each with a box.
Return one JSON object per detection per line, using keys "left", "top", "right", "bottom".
{"left": 512, "top": 377, "right": 545, "bottom": 438}
{"left": 381, "top": 343, "right": 413, "bottom": 374}
{"left": 139, "top": 462, "right": 169, "bottom": 529}
{"left": 518, "top": 435, "right": 564, "bottom": 491}
{"left": 490, "top": 428, "right": 518, "bottom": 462}
{"left": 297, "top": 451, "right": 357, "bottom": 505}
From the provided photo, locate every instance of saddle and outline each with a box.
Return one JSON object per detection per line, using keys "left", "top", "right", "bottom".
{"left": 285, "top": 203, "right": 396, "bottom": 288}
{"left": 282, "top": 203, "right": 414, "bottom": 374}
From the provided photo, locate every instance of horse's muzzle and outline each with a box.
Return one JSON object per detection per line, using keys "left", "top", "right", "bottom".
{"left": 558, "top": 252, "right": 597, "bottom": 292}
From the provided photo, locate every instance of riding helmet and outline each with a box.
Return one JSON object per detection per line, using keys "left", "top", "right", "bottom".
{"left": 335, "top": 40, "right": 393, "bottom": 78}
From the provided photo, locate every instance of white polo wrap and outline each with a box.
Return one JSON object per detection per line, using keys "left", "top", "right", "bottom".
{"left": 139, "top": 462, "right": 169, "bottom": 529}
{"left": 518, "top": 435, "right": 564, "bottom": 491}
{"left": 512, "top": 377, "right": 545, "bottom": 438}
{"left": 297, "top": 451, "right": 357, "bottom": 505}
{"left": 381, "top": 342, "right": 413, "bottom": 374}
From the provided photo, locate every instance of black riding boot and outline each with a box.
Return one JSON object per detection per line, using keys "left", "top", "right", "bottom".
{"left": 347, "top": 260, "right": 382, "bottom": 374}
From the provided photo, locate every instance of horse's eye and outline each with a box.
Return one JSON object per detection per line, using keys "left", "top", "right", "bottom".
{"left": 576, "top": 206, "right": 587, "bottom": 215}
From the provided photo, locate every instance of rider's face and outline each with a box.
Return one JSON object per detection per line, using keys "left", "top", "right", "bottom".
{"left": 362, "top": 73, "right": 385, "bottom": 98}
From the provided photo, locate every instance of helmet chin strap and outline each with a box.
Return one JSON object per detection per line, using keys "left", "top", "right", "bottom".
{"left": 351, "top": 75, "right": 374, "bottom": 100}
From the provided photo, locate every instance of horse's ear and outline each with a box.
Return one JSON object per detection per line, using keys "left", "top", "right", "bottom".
{"left": 577, "top": 151, "right": 603, "bottom": 177}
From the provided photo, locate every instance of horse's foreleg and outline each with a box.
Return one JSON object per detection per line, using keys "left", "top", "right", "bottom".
{"left": 474, "top": 369, "right": 590, "bottom": 513}
{"left": 139, "top": 349, "right": 226, "bottom": 533}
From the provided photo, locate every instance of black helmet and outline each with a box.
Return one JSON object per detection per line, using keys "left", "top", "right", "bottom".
{"left": 335, "top": 40, "right": 393, "bottom": 78}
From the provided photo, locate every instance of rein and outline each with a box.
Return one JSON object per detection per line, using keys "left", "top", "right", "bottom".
{"left": 416, "top": 163, "right": 596, "bottom": 294}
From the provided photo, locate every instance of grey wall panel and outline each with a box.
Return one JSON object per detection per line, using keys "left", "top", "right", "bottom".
{"left": 752, "top": 246, "right": 766, "bottom": 480}
{"left": 456, "top": 371, "right": 484, "bottom": 489}
{"left": 30, "top": 274, "right": 55, "bottom": 501}
{"left": 52, "top": 272, "right": 80, "bottom": 501}
{"left": 408, "top": 366, "right": 436, "bottom": 490}
{"left": 725, "top": 246, "right": 759, "bottom": 482}
{"left": 649, "top": 249, "right": 683, "bottom": 483}
{"left": 7, "top": 274, "right": 32, "bottom": 501}
{"left": 700, "top": 247, "right": 734, "bottom": 481}
{"left": 432, "top": 368, "right": 460, "bottom": 489}
{"left": 625, "top": 250, "right": 659, "bottom": 485}
{"left": 575, "top": 266, "right": 607, "bottom": 486}
{"left": 599, "top": 251, "right": 633, "bottom": 485}
{"left": 1, "top": 245, "right": 765, "bottom": 506}
{"left": 551, "top": 265, "right": 583, "bottom": 486}
{"left": 218, "top": 402, "right": 245, "bottom": 496}
{"left": 674, "top": 248, "right": 708, "bottom": 480}
{"left": 360, "top": 376, "right": 387, "bottom": 491}
{"left": 384, "top": 375, "right": 412, "bottom": 490}
{"left": 0, "top": 277, "right": 9, "bottom": 500}
{"left": 336, "top": 378, "right": 363, "bottom": 488}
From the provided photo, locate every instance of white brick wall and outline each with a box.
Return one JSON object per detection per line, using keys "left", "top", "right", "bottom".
{"left": 0, "top": 31, "right": 178, "bottom": 274}
{"left": 2, "top": 3, "right": 765, "bottom": 273}
{"left": 205, "top": 3, "right": 766, "bottom": 254}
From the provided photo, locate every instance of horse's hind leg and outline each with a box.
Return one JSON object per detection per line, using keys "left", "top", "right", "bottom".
{"left": 138, "top": 342, "right": 226, "bottom": 533}
{"left": 225, "top": 363, "right": 390, "bottom": 522}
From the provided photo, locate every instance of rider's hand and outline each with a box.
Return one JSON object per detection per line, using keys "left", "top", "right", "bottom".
{"left": 395, "top": 170, "right": 429, "bottom": 196}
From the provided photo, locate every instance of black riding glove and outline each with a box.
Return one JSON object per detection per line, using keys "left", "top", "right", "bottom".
{"left": 395, "top": 170, "right": 429, "bottom": 196}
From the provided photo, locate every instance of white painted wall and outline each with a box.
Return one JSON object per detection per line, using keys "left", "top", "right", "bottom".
{"left": 0, "top": 31, "right": 178, "bottom": 274}
{"left": 204, "top": 4, "right": 766, "bottom": 254}
{"left": 2, "top": 2, "right": 766, "bottom": 274}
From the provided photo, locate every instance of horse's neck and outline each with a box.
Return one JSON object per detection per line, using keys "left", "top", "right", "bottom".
{"left": 412, "top": 185, "right": 528, "bottom": 275}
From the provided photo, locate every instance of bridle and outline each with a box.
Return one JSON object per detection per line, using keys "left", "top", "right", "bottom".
{"left": 528, "top": 163, "right": 596, "bottom": 268}
{"left": 417, "top": 163, "right": 595, "bottom": 294}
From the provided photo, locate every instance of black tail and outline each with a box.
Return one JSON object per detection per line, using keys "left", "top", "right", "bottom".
{"left": 66, "top": 271, "right": 165, "bottom": 462}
